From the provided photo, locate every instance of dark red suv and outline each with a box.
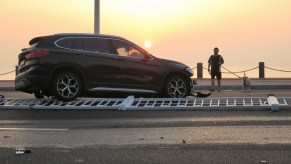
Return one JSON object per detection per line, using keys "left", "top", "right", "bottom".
{"left": 15, "top": 33, "right": 193, "bottom": 101}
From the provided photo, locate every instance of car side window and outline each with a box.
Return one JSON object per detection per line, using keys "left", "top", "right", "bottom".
{"left": 75, "top": 39, "right": 84, "bottom": 51}
{"left": 55, "top": 38, "right": 73, "bottom": 49}
{"left": 111, "top": 40, "right": 144, "bottom": 59}
{"left": 82, "top": 38, "right": 110, "bottom": 54}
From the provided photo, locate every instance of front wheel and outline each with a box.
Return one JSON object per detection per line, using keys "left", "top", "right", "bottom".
{"left": 51, "top": 72, "right": 82, "bottom": 101}
{"left": 164, "top": 75, "right": 190, "bottom": 98}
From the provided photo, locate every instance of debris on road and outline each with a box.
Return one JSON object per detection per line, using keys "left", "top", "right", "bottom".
{"left": 15, "top": 149, "right": 31, "bottom": 156}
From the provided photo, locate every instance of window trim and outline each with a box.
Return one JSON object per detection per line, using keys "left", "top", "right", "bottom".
{"left": 54, "top": 37, "right": 116, "bottom": 56}
{"left": 54, "top": 36, "right": 154, "bottom": 60}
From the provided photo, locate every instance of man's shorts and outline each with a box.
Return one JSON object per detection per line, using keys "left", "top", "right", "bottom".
{"left": 211, "top": 71, "right": 222, "bottom": 80}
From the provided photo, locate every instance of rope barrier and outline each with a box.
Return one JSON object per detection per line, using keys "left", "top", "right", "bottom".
{"left": 222, "top": 67, "right": 259, "bottom": 74}
{"left": 221, "top": 66, "right": 241, "bottom": 78}
{"left": 202, "top": 66, "right": 258, "bottom": 74}
{"left": 265, "top": 66, "right": 291, "bottom": 73}
{"left": 0, "top": 70, "right": 15, "bottom": 76}
{"left": 199, "top": 65, "right": 291, "bottom": 74}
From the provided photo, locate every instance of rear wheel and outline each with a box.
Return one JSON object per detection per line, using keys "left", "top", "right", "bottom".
{"left": 164, "top": 75, "right": 190, "bottom": 98}
{"left": 51, "top": 72, "right": 82, "bottom": 101}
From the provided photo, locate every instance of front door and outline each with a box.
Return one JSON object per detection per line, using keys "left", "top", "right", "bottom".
{"left": 110, "top": 39, "right": 159, "bottom": 91}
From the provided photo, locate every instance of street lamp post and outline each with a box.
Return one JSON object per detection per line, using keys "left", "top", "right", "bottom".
{"left": 94, "top": 0, "right": 100, "bottom": 34}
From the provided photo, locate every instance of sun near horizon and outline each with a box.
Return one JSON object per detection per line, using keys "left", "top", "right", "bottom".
{"left": 144, "top": 40, "right": 152, "bottom": 48}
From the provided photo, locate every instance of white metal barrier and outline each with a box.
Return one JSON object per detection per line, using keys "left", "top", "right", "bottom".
{"left": 0, "top": 96, "right": 291, "bottom": 112}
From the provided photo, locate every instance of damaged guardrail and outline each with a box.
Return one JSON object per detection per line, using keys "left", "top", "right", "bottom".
{"left": 1, "top": 96, "right": 290, "bottom": 112}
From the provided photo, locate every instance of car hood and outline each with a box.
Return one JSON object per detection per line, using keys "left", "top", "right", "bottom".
{"left": 156, "top": 57, "right": 188, "bottom": 68}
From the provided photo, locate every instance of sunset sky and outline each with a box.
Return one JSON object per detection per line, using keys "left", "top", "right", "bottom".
{"left": 1, "top": 0, "right": 291, "bottom": 80}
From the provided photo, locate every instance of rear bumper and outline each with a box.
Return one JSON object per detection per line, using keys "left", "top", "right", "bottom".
{"left": 15, "top": 77, "right": 32, "bottom": 91}
{"left": 15, "top": 65, "right": 51, "bottom": 93}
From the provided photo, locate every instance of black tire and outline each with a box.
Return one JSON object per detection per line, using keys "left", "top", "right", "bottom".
{"left": 163, "top": 75, "right": 190, "bottom": 98}
{"left": 33, "top": 91, "right": 44, "bottom": 99}
{"left": 51, "top": 72, "right": 82, "bottom": 101}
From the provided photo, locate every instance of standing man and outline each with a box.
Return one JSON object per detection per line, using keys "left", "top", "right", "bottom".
{"left": 208, "top": 47, "right": 224, "bottom": 92}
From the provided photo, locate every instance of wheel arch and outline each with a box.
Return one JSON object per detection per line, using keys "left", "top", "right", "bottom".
{"left": 50, "top": 65, "right": 86, "bottom": 91}
{"left": 162, "top": 71, "right": 192, "bottom": 95}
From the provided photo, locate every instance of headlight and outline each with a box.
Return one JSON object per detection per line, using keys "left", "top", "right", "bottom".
{"left": 184, "top": 67, "right": 193, "bottom": 75}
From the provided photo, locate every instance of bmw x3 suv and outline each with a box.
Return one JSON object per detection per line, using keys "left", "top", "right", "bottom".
{"left": 15, "top": 33, "right": 194, "bottom": 101}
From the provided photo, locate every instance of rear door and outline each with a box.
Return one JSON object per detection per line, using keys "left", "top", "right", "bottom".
{"left": 72, "top": 37, "right": 123, "bottom": 89}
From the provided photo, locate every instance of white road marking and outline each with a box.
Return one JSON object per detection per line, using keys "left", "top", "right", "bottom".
{"left": 0, "top": 128, "right": 68, "bottom": 131}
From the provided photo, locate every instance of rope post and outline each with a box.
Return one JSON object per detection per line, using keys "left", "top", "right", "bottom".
{"left": 15, "top": 66, "right": 19, "bottom": 76}
{"left": 259, "top": 62, "right": 265, "bottom": 78}
{"left": 197, "top": 63, "right": 203, "bottom": 79}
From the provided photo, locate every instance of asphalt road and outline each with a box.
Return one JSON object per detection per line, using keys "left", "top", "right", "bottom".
{"left": 0, "top": 91, "right": 291, "bottom": 163}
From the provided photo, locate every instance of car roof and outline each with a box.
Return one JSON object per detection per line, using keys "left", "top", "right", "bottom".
{"left": 29, "top": 33, "right": 126, "bottom": 46}
{"left": 54, "top": 33, "right": 125, "bottom": 40}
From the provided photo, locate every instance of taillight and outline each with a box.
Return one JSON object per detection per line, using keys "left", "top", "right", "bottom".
{"left": 26, "top": 50, "right": 49, "bottom": 60}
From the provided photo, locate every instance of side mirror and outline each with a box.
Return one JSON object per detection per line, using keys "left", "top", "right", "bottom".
{"left": 140, "top": 52, "right": 150, "bottom": 62}
{"left": 143, "top": 51, "right": 151, "bottom": 59}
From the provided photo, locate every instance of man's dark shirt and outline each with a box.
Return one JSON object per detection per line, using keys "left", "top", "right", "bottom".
{"left": 208, "top": 54, "right": 224, "bottom": 73}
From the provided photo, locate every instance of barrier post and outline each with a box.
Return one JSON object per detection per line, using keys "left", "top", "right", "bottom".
{"left": 197, "top": 63, "right": 203, "bottom": 78}
{"left": 259, "top": 62, "right": 265, "bottom": 78}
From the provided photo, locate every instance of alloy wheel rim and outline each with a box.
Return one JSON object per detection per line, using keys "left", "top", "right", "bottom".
{"left": 57, "top": 75, "right": 79, "bottom": 98}
{"left": 167, "top": 78, "right": 186, "bottom": 98}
